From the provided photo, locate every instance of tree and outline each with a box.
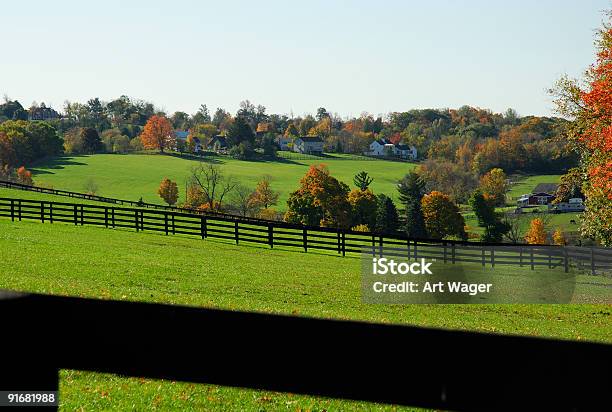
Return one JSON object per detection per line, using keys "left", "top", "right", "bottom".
{"left": 226, "top": 116, "right": 255, "bottom": 157}
{"left": 81, "top": 127, "right": 103, "bottom": 154}
{"left": 421, "top": 191, "right": 466, "bottom": 240}
{"left": 479, "top": 168, "right": 508, "bottom": 206}
{"left": 397, "top": 172, "right": 427, "bottom": 238}
{"left": 140, "top": 115, "right": 174, "bottom": 153}
{"left": 373, "top": 194, "right": 399, "bottom": 234}
{"left": 249, "top": 175, "right": 279, "bottom": 210}
{"left": 353, "top": 171, "right": 373, "bottom": 191}
{"left": 550, "top": 13, "right": 612, "bottom": 245}
{"left": 554, "top": 167, "right": 584, "bottom": 203}
{"left": 83, "top": 178, "right": 99, "bottom": 195}
{"left": 553, "top": 228, "right": 567, "bottom": 246}
{"left": 469, "top": 190, "right": 509, "bottom": 242}
{"left": 284, "top": 122, "right": 299, "bottom": 137}
{"left": 348, "top": 188, "right": 377, "bottom": 228}
{"left": 525, "top": 218, "right": 547, "bottom": 245}
{"left": 284, "top": 164, "right": 351, "bottom": 228}
{"left": 16, "top": 166, "right": 33, "bottom": 185}
{"left": 228, "top": 184, "right": 258, "bottom": 217}
{"left": 158, "top": 178, "right": 179, "bottom": 206}
{"left": 188, "top": 163, "right": 237, "bottom": 210}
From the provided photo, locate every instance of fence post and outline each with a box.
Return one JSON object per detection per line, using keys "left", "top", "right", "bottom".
{"left": 268, "top": 224, "right": 273, "bottom": 248}
{"left": 18, "top": 200, "right": 21, "bottom": 221}
{"left": 135, "top": 210, "right": 139, "bottom": 232}
{"left": 451, "top": 243, "right": 456, "bottom": 264}
{"left": 112, "top": 208, "right": 115, "bottom": 228}
{"left": 548, "top": 247, "right": 552, "bottom": 269}
{"left": 564, "top": 247, "right": 569, "bottom": 273}
{"left": 10, "top": 199, "right": 14, "bottom": 222}
{"left": 443, "top": 242, "right": 447, "bottom": 264}
{"left": 164, "top": 213, "right": 168, "bottom": 235}
{"left": 235, "top": 221, "right": 239, "bottom": 245}
{"left": 371, "top": 234, "right": 376, "bottom": 256}
{"left": 172, "top": 213, "right": 175, "bottom": 235}
{"left": 413, "top": 240, "right": 418, "bottom": 260}
{"left": 491, "top": 246, "right": 495, "bottom": 268}
{"left": 73, "top": 205, "right": 78, "bottom": 226}
{"left": 591, "top": 247, "right": 595, "bottom": 275}
{"left": 49, "top": 203, "right": 53, "bottom": 224}
{"left": 303, "top": 228, "right": 307, "bottom": 252}
{"left": 342, "top": 230, "right": 346, "bottom": 257}
{"left": 140, "top": 210, "right": 144, "bottom": 231}
{"left": 530, "top": 248, "right": 534, "bottom": 270}
{"left": 519, "top": 246, "right": 523, "bottom": 267}
{"left": 481, "top": 246, "right": 485, "bottom": 267}
{"left": 104, "top": 207, "right": 108, "bottom": 228}
{"left": 80, "top": 205, "right": 84, "bottom": 225}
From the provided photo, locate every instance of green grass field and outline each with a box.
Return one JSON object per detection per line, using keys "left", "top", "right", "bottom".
{"left": 30, "top": 153, "right": 416, "bottom": 208}
{"left": 0, "top": 218, "right": 610, "bottom": 410}
{"left": 507, "top": 174, "right": 562, "bottom": 200}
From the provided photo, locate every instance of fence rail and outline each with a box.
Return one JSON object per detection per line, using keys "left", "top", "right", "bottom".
{"left": 1, "top": 196, "right": 611, "bottom": 274}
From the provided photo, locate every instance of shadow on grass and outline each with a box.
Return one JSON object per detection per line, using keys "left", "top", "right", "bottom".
{"left": 30, "top": 156, "right": 89, "bottom": 175}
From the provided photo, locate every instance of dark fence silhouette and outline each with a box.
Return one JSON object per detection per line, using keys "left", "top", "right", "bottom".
{"left": 1, "top": 196, "right": 611, "bottom": 274}
{"left": 1, "top": 291, "right": 610, "bottom": 411}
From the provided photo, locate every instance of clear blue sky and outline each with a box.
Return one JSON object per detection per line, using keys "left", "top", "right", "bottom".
{"left": 1, "top": 0, "right": 609, "bottom": 117}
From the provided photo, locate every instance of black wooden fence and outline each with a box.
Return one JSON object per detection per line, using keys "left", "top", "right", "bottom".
{"left": 1, "top": 196, "right": 611, "bottom": 274}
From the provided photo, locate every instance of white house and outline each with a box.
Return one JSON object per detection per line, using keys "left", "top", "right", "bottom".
{"left": 294, "top": 136, "right": 324, "bottom": 155}
{"left": 366, "top": 139, "right": 417, "bottom": 159}
{"left": 276, "top": 136, "right": 292, "bottom": 151}
{"left": 549, "top": 198, "right": 585, "bottom": 213}
{"left": 174, "top": 130, "right": 202, "bottom": 153}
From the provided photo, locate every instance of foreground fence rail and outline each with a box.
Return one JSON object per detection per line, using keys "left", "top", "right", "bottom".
{"left": 1, "top": 290, "right": 610, "bottom": 411}
{"left": 1, "top": 196, "right": 611, "bottom": 274}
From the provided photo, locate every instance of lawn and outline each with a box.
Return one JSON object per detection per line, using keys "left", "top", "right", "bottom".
{"left": 0, "top": 218, "right": 610, "bottom": 410}
{"left": 30, "top": 153, "right": 415, "bottom": 208}
{"left": 507, "top": 174, "right": 562, "bottom": 201}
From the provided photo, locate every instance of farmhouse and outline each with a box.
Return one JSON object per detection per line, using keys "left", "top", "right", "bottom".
{"left": 517, "top": 183, "right": 559, "bottom": 207}
{"left": 294, "top": 136, "right": 324, "bottom": 155}
{"left": 366, "top": 139, "right": 417, "bottom": 159}
{"left": 174, "top": 130, "right": 202, "bottom": 153}
{"left": 276, "top": 135, "right": 292, "bottom": 151}
{"left": 208, "top": 135, "right": 228, "bottom": 152}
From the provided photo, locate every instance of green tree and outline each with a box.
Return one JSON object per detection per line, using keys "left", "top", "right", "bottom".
{"left": 226, "top": 117, "right": 255, "bottom": 155}
{"left": 468, "top": 190, "right": 509, "bottom": 242}
{"left": 353, "top": 171, "right": 373, "bottom": 191}
{"left": 397, "top": 172, "right": 427, "bottom": 238}
{"left": 81, "top": 128, "right": 103, "bottom": 154}
{"left": 373, "top": 194, "right": 399, "bottom": 234}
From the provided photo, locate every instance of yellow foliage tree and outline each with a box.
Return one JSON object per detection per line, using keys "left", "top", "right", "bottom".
{"left": 157, "top": 177, "right": 179, "bottom": 206}
{"left": 552, "top": 228, "right": 567, "bottom": 245}
{"left": 525, "top": 218, "right": 547, "bottom": 244}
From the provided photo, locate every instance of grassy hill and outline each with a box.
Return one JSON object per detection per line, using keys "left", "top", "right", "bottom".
{"left": 30, "top": 153, "right": 416, "bottom": 208}
{"left": 1, "top": 218, "right": 610, "bottom": 410}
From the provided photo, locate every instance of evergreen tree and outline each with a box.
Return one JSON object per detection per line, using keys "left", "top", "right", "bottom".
{"left": 397, "top": 172, "right": 427, "bottom": 238}
{"left": 353, "top": 171, "right": 373, "bottom": 191}
{"left": 374, "top": 194, "right": 399, "bottom": 234}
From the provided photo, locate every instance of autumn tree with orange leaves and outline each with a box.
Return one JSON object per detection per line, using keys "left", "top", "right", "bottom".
{"left": 140, "top": 115, "right": 174, "bottom": 153}
{"left": 525, "top": 218, "right": 547, "bottom": 245}
{"left": 551, "top": 12, "right": 612, "bottom": 245}
{"left": 284, "top": 164, "right": 352, "bottom": 228}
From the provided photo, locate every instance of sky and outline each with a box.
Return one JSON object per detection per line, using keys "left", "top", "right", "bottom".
{"left": 1, "top": 0, "right": 609, "bottom": 118}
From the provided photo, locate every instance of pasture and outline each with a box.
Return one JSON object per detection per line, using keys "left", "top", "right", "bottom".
{"left": 30, "top": 153, "right": 416, "bottom": 208}
{"left": 0, "top": 218, "right": 610, "bottom": 410}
